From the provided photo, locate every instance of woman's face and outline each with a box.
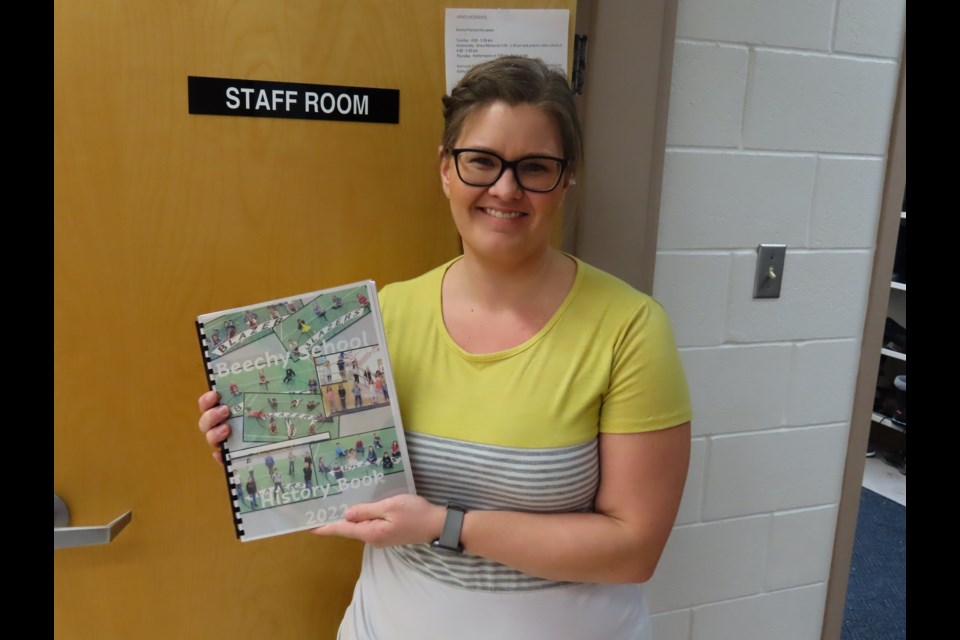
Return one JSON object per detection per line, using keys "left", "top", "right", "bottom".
{"left": 440, "top": 101, "right": 568, "bottom": 264}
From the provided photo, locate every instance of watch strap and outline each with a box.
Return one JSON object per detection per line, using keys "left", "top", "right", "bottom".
{"left": 432, "top": 504, "right": 466, "bottom": 553}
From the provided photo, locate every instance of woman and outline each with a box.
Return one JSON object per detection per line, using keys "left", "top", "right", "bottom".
{"left": 198, "top": 56, "right": 691, "bottom": 639}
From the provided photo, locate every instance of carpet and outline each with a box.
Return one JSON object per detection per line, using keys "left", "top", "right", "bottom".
{"left": 841, "top": 487, "right": 906, "bottom": 640}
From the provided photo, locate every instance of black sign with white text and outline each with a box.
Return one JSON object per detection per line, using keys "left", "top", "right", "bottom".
{"left": 188, "top": 76, "right": 399, "bottom": 124}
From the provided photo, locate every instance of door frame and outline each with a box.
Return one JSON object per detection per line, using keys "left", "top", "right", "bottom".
{"left": 568, "top": 0, "right": 678, "bottom": 293}
{"left": 821, "top": 42, "right": 906, "bottom": 640}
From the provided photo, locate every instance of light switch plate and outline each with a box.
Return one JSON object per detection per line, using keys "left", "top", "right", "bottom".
{"left": 754, "top": 244, "right": 786, "bottom": 299}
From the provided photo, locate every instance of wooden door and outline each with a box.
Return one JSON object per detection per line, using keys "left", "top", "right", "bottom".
{"left": 53, "top": 1, "right": 574, "bottom": 638}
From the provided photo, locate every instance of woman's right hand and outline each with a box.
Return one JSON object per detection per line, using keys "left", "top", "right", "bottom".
{"left": 198, "top": 390, "right": 232, "bottom": 463}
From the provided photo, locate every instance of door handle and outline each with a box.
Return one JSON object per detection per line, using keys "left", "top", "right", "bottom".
{"left": 54, "top": 494, "right": 132, "bottom": 550}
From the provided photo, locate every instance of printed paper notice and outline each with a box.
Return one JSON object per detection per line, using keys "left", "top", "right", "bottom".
{"left": 445, "top": 9, "right": 570, "bottom": 94}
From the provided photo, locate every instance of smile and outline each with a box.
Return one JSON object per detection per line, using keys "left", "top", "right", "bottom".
{"left": 482, "top": 207, "right": 525, "bottom": 220}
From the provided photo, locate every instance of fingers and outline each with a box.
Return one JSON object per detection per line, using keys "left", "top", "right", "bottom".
{"left": 312, "top": 522, "right": 346, "bottom": 538}
{"left": 312, "top": 520, "right": 378, "bottom": 544}
{"left": 198, "top": 393, "right": 231, "bottom": 458}
{"left": 205, "top": 423, "right": 231, "bottom": 448}
{"left": 198, "top": 404, "right": 231, "bottom": 434}
{"left": 198, "top": 391, "right": 228, "bottom": 464}
{"left": 198, "top": 390, "right": 221, "bottom": 413}
{"left": 344, "top": 502, "right": 382, "bottom": 523}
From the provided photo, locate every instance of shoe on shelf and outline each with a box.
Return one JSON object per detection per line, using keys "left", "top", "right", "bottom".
{"left": 891, "top": 410, "right": 906, "bottom": 428}
{"left": 891, "top": 222, "right": 907, "bottom": 285}
{"left": 891, "top": 374, "right": 906, "bottom": 428}
{"left": 883, "top": 318, "right": 907, "bottom": 353}
{"left": 866, "top": 444, "right": 877, "bottom": 458}
{"left": 894, "top": 374, "right": 906, "bottom": 392}
{"left": 881, "top": 449, "right": 904, "bottom": 471}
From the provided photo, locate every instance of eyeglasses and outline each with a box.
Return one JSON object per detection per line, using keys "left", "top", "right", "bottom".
{"left": 449, "top": 148, "right": 568, "bottom": 193}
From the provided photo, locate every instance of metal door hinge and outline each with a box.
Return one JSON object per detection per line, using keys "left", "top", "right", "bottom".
{"left": 572, "top": 34, "right": 588, "bottom": 95}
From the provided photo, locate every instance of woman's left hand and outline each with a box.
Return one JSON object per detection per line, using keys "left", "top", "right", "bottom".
{"left": 312, "top": 494, "right": 446, "bottom": 548}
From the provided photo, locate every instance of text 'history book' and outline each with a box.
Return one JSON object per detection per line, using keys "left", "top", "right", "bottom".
{"left": 195, "top": 280, "right": 416, "bottom": 542}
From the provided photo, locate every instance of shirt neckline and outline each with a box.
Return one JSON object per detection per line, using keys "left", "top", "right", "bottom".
{"left": 434, "top": 253, "right": 584, "bottom": 362}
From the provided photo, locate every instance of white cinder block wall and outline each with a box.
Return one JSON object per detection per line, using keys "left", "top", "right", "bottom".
{"left": 646, "top": 2, "right": 905, "bottom": 639}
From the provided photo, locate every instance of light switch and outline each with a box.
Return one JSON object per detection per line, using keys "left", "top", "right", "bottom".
{"left": 754, "top": 244, "right": 786, "bottom": 299}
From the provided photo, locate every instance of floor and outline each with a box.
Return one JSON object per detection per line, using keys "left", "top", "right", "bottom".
{"left": 861, "top": 455, "right": 906, "bottom": 506}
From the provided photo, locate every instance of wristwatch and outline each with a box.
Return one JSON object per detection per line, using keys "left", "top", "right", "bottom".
{"left": 431, "top": 504, "right": 467, "bottom": 553}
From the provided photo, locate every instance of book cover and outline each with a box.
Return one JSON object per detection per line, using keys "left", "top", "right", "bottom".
{"left": 195, "top": 280, "right": 416, "bottom": 542}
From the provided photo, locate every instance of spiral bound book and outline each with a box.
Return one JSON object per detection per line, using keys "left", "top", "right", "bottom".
{"left": 195, "top": 280, "right": 416, "bottom": 542}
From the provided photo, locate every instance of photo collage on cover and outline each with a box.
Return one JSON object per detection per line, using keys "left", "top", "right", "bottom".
{"left": 202, "top": 284, "right": 406, "bottom": 514}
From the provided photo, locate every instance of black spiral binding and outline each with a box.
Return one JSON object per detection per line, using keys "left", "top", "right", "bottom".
{"left": 195, "top": 320, "right": 245, "bottom": 540}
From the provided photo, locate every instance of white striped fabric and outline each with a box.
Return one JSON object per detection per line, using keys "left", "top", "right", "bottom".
{"left": 388, "top": 432, "right": 600, "bottom": 592}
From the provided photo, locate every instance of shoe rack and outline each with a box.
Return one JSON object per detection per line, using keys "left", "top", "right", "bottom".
{"left": 869, "top": 186, "right": 906, "bottom": 474}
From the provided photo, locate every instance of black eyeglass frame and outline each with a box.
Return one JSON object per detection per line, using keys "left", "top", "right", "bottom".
{"left": 448, "top": 148, "right": 569, "bottom": 193}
